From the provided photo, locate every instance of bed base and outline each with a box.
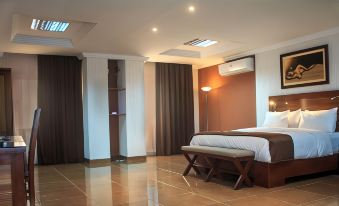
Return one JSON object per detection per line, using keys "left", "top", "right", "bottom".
{"left": 198, "top": 153, "right": 338, "bottom": 188}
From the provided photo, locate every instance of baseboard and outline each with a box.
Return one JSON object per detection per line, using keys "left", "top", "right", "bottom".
{"left": 147, "top": 152, "right": 156, "bottom": 156}
{"left": 84, "top": 158, "right": 111, "bottom": 167}
{"left": 120, "top": 155, "right": 146, "bottom": 163}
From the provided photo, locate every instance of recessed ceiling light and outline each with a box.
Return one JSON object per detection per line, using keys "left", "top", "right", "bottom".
{"left": 152, "top": 27, "right": 158, "bottom": 32}
{"left": 188, "top": 6, "right": 195, "bottom": 12}
{"left": 31, "top": 19, "right": 70, "bottom": 32}
{"left": 184, "top": 38, "right": 218, "bottom": 47}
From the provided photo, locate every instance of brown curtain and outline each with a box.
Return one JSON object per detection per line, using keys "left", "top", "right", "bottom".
{"left": 156, "top": 63, "right": 195, "bottom": 155}
{"left": 37, "top": 55, "right": 84, "bottom": 164}
{"left": 0, "top": 69, "right": 13, "bottom": 136}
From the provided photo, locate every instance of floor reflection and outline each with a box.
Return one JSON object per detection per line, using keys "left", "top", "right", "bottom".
{"left": 0, "top": 155, "right": 338, "bottom": 205}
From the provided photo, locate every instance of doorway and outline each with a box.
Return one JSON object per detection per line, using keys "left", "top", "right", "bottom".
{"left": 0, "top": 69, "right": 13, "bottom": 136}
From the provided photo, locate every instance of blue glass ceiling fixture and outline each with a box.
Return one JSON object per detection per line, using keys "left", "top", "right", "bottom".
{"left": 184, "top": 38, "right": 218, "bottom": 47}
{"left": 31, "top": 19, "right": 69, "bottom": 32}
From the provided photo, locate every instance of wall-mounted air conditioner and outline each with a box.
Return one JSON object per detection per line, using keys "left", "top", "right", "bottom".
{"left": 218, "top": 56, "right": 255, "bottom": 76}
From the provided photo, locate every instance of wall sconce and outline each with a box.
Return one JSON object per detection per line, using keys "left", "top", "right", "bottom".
{"left": 201, "top": 86, "right": 212, "bottom": 92}
{"left": 201, "top": 86, "right": 212, "bottom": 131}
{"left": 269, "top": 101, "right": 277, "bottom": 112}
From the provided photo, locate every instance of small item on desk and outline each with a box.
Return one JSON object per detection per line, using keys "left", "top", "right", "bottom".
{"left": 0, "top": 136, "right": 11, "bottom": 141}
{"left": 0, "top": 136, "right": 15, "bottom": 148}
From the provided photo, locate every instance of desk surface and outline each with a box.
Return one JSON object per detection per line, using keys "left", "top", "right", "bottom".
{"left": 0, "top": 135, "right": 27, "bottom": 206}
{"left": 0, "top": 136, "right": 26, "bottom": 153}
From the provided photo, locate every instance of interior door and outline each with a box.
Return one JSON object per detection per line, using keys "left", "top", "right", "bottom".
{"left": 0, "top": 69, "right": 13, "bottom": 136}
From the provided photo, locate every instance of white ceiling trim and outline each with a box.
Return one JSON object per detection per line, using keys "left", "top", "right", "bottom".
{"left": 225, "top": 26, "right": 339, "bottom": 61}
{"left": 79, "top": 52, "right": 148, "bottom": 62}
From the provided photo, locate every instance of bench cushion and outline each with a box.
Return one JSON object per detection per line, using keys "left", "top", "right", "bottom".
{"left": 182, "top": 146, "right": 254, "bottom": 158}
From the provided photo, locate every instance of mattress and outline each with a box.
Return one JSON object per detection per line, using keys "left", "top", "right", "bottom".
{"left": 329, "top": 132, "right": 339, "bottom": 153}
{"left": 190, "top": 127, "right": 334, "bottom": 163}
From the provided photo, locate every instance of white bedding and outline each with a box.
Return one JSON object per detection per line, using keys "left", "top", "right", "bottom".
{"left": 190, "top": 127, "right": 334, "bottom": 163}
{"left": 329, "top": 132, "right": 339, "bottom": 153}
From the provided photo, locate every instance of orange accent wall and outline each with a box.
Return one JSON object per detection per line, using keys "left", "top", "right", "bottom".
{"left": 199, "top": 65, "right": 256, "bottom": 131}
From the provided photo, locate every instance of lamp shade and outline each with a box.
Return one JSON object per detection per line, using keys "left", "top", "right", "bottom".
{"left": 201, "top": 86, "right": 212, "bottom": 92}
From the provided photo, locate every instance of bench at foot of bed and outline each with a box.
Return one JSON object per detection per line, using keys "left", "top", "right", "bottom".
{"left": 181, "top": 145, "right": 255, "bottom": 190}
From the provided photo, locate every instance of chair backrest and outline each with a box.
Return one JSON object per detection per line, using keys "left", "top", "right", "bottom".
{"left": 28, "top": 108, "right": 41, "bottom": 173}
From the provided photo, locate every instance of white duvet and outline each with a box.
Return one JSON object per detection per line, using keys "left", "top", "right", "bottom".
{"left": 190, "top": 127, "right": 334, "bottom": 163}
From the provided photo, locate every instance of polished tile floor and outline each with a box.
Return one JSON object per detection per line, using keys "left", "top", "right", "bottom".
{"left": 0, "top": 155, "right": 338, "bottom": 206}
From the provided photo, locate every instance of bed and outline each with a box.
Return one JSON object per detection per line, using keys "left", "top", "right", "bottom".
{"left": 191, "top": 90, "right": 339, "bottom": 188}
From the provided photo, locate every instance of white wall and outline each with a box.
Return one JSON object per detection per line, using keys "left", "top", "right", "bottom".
{"left": 255, "top": 33, "right": 339, "bottom": 126}
{"left": 192, "top": 66, "right": 200, "bottom": 132}
{"left": 144, "top": 62, "right": 156, "bottom": 155}
{"left": 124, "top": 60, "right": 146, "bottom": 157}
{"left": 82, "top": 57, "right": 111, "bottom": 160}
{"left": 0, "top": 53, "right": 37, "bottom": 145}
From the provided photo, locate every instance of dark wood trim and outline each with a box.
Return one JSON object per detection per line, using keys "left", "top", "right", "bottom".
{"left": 84, "top": 158, "right": 111, "bottom": 167}
{"left": 280, "top": 44, "right": 329, "bottom": 89}
{"left": 0, "top": 68, "right": 13, "bottom": 136}
{"left": 252, "top": 154, "right": 338, "bottom": 188}
{"left": 120, "top": 155, "right": 147, "bottom": 163}
{"left": 108, "top": 60, "right": 120, "bottom": 160}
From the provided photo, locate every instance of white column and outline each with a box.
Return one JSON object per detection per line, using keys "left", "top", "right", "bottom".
{"left": 144, "top": 62, "right": 156, "bottom": 155}
{"left": 192, "top": 67, "right": 200, "bottom": 133}
{"left": 82, "top": 57, "right": 110, "bottom": 160}
{"left": 123, "top": 59, "right": 146, "bottom": 157}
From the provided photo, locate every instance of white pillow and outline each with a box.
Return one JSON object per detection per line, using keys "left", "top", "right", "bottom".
{"left": 263, "top": 111, "right": 289, "bottom": 128}
{"left": 299, "top": 108, "right": 338, "bottom": 133}
{"left": 288, "top": 109, "right": 301, "bottom": 128}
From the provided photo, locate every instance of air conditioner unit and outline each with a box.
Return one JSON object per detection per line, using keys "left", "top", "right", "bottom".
{"left": 218, "top": 57, "right": 254, "bottom": 76}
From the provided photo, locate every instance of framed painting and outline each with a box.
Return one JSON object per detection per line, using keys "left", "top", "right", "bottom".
{"left": 280, "top": 45, "right": 329, "bottom": 89}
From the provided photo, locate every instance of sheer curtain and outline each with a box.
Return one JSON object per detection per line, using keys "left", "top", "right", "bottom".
{"left": 37, "top": 55, "right": 84, "bottom": 164}
{"left": 156, "top": 63, "right": 195, "bottom": 155}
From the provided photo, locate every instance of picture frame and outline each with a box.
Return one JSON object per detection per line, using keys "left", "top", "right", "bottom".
{"left": 280, "top": 45, "right": 329, "bottom": 89}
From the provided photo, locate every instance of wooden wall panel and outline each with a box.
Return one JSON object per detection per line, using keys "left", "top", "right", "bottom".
{"left": 198, "top": 65, "right": 256, "bottom": 131}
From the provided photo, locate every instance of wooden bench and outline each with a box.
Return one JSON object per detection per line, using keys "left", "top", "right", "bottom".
{"left": 181, "top": 145, "right": 255, "bottom": 190}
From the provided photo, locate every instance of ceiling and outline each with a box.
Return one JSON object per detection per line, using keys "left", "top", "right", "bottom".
{"left": 1, "top": 0, "right": 339, "bottom": 68}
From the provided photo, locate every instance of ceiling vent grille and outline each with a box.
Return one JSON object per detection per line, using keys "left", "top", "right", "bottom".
{"left": 12, "top": 34, "right": 73, "bottom": 48}
{"left": 184, "top": 38, "right": 217, "bottom": 47}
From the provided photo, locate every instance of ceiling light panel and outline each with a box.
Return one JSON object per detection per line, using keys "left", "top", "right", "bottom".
{"left": 184, "top": 38, "right": 218, "bottom": 47}
{"left": 31, "top": 19, "right": 70, "bottom": 32}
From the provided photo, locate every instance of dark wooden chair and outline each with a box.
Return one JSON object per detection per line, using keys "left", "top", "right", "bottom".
{"left": 25, "top": 108, "right": 41, "bottom": 205}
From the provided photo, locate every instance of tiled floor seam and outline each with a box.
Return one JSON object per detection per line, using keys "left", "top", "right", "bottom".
{"left": 52, "top": 167, "right": 88, "bottom": 197}
{"left": 296, "top": 196, "right": 332, "bottom": 206}
{"left": 293, "top": 185, "right": 333, "bottom": 196}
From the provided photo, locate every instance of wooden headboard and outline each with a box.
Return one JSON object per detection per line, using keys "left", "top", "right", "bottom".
{"left": 269, "top": 90, "right": 339, "bottom": 132}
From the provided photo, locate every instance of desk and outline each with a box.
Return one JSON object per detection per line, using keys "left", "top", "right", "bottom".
{"left": 0, "top": 136, "right": 26, "bottom": 206}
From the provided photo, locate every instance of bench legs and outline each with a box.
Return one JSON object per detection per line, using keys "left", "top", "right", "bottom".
{"left": 183, "top": 153, "right": 201, "bottom": 176}
{"left": 204, "top": 157, "right": 219, "bottom": 182}
{"left": 233, "top": 159, "right": 253, "bottom": 190}
{"left": 182, "top": 152, "right": 254, "bottom": 190}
